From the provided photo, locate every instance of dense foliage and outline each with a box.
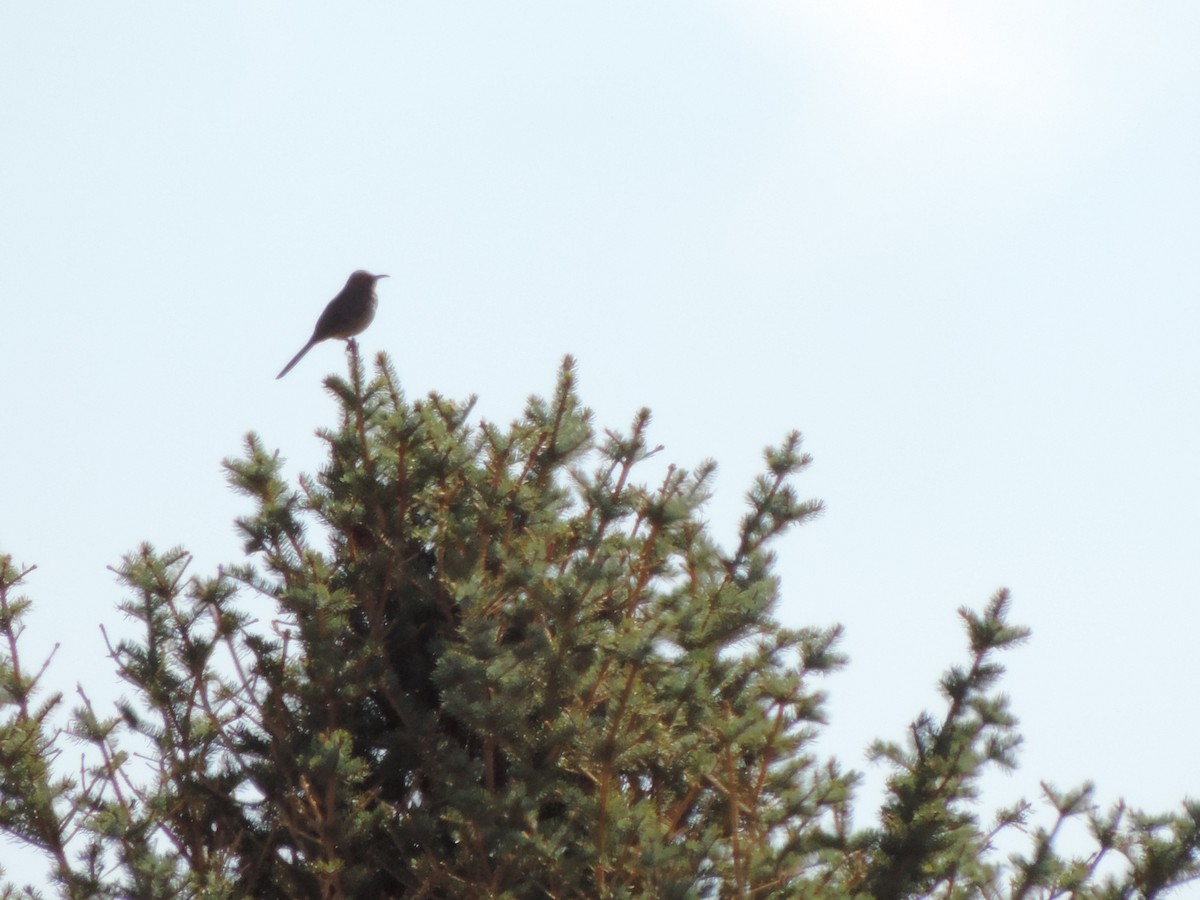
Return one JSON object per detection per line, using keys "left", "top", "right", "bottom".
{"left": 1, "top": 353, "right": 1197, "bottom": 898}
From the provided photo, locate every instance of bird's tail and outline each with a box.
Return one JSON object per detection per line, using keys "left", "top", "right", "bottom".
{"left": 276, "top": 339, "right": 317, "bottom": 379}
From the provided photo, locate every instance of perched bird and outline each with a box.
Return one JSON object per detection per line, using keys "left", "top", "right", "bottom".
{"left": 276, "top": 270, "right": 389, "bottom": 379}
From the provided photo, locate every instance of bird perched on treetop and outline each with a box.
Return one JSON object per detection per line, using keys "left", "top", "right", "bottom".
{"left": 276, "top": 270, "right": 389, "bottom": 379}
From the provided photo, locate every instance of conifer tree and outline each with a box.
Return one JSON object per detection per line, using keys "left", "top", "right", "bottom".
{"left": 1, "top": 351, "right": 1197, "bottom": 898}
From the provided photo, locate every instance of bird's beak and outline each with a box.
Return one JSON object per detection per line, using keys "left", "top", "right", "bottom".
{"left": 377, "top": 274, "right": 390, "bottom": 279}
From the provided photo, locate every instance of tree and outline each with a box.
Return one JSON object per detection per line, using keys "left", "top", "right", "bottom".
{"left": 1, "top": 351, "right": 1198, "bottom": 898}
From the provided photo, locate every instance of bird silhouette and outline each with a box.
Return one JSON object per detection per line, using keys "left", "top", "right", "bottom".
{"left": 277, "top": 270, "right": 388, "bottom": 379}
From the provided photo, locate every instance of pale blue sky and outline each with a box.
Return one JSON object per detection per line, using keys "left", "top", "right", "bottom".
{"left": 3, "top": 2, "right": 1198, "bottom": 890}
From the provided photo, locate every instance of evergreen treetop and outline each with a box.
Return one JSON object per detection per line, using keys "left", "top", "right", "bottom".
{"left": 0, "top": 351, "right": 1197, "bottom": 897}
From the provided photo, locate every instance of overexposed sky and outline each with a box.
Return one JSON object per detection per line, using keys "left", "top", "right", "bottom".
{"left": 3, "top": 2, "right": 1198, "bottom": 891}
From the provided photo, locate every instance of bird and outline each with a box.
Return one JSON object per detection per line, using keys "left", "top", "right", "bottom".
{"left": 276, "top": 270, "right": 389, "bottom": 379}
